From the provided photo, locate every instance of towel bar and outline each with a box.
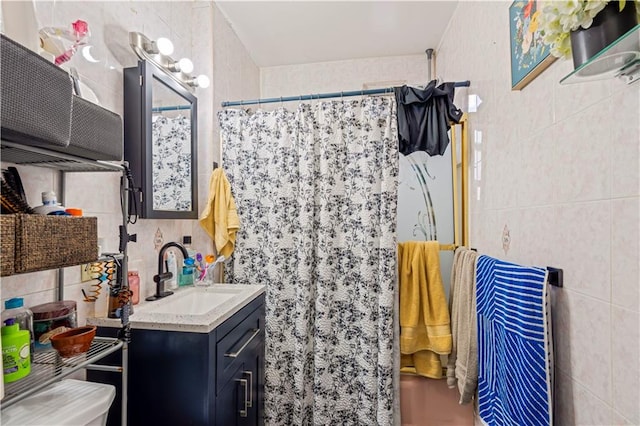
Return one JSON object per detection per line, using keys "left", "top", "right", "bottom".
{"left": 546, "top": 267, "right": 563, "bottom": 287}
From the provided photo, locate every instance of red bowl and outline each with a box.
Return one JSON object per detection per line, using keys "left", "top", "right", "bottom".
{"left": 50, "top": 326, "right": 97, "bottom": 357}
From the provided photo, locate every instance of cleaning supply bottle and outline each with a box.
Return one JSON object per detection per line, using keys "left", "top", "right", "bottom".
{"left": 2, "top": 318, "right": 31, "bottom": 383}
{"left": 32, "top": 191, "right": 66, "bottom": 215}
{"left": 166, "top": 251, "right": 178, "bottom": 290}
{"left": 2, "top": 298, "right": 34, "bottom": 361}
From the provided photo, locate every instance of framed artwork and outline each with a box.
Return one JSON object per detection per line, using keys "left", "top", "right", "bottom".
{"left": 509, "top": 0, "right": 556, "bottom": 90}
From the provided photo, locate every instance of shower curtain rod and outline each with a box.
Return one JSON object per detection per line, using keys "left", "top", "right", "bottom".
{"left": 221, "top": 80, "right": 471, "bottom": 107}
{"left": 152, "top": 105, "right": 191, "bottom": 112}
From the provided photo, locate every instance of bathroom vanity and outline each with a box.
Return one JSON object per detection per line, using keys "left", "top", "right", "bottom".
{"left": 88, "top": 285, "right": 265, "bottom": 426}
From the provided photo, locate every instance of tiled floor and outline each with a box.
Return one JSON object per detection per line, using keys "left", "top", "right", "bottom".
{"left": 400, "top": 375, "right": 474, "bottom": 426}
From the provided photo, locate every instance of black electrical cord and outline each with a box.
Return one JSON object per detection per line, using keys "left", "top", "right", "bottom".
{"left": 120, "top": 163, "right": 139, "bottom": 224}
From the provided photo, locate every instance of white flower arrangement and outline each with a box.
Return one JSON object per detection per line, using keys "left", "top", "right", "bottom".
{"left": 538, "top": 0, "right": 640, "bottom": 59}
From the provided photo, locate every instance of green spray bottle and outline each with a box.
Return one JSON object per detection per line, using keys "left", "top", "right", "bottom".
{"left": 2, "top": 318, "right": 31, "bottom": 383}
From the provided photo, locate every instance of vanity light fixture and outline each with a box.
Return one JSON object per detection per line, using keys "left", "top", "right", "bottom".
{"left": 188, "top": 75, "right": 210, "bottom": 88}
{"left": 178, "top": 58, "right": 194, "bottom": 74}
{"left": 167, "top": 58, "right": 194, "bottom": 73}
{"left": 155, "top": 37, "right": 174, "bottom": 56}
{"left": 129, "top": 31, "right": 209, "bottom": 91}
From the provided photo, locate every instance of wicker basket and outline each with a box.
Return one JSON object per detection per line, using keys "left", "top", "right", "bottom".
{"left": 1, "top": 215, "right": 16, "bottom": 276}
{"left": 14, "top": 214, "right": 98, "bottom": 274}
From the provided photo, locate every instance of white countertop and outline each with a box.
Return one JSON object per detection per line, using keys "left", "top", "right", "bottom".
{"left": 87, "top": 284, "right": 265, "bottom": 333}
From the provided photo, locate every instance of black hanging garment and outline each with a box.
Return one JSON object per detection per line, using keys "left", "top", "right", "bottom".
{"left": 394, "top": 81, "right": 463, "bottom": 156}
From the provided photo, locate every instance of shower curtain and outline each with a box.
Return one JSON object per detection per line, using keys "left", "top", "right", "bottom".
{"left": 219, "top": 97, "right": 399, "bottom": 425}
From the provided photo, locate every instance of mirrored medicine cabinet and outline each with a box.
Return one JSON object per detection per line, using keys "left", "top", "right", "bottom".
{"left": 124, "top": 60, "right": 198, "bottom": 219}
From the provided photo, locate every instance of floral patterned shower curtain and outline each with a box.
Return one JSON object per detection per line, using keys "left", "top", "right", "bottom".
{"left": 219, "top": 97, "right": 399, "bottom": 425}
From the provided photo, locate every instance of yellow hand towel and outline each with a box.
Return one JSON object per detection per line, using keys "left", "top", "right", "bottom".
{"left": 198, "top": 168, "right": 240, "bottom": 258}
{"left": 399, "top": 241, "right": 452, "bottom": 379}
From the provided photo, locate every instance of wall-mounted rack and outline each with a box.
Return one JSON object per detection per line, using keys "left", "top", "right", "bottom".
{"left": 0, "top": 140, "right": 130, "bottom": 425}
{"left": 561, "top": 24, "right": 640, "bottom": 85}
{"left": 1, "top": 338, "right": 123, "bottom": 408}
{"left": 1, "top": 141, "right": 124, "bottom": 173}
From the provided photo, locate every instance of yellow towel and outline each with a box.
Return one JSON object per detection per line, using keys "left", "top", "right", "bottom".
{"left": 399, "top": 241, "right": 452, "bottom": 379}
{"left": 198, "top": 168, "right": 240, "bottom": 258}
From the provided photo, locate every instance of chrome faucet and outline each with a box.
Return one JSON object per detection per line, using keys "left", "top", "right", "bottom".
{"left": 146, "top": 242, "right": 190, "bottom": 301}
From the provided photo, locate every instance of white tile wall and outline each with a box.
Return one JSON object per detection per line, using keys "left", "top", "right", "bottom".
{"left": 435, "top": 2, "right": 640, "bottom": 424}
{"left": 1, "top": 1, "right": 260, "bottom": 326}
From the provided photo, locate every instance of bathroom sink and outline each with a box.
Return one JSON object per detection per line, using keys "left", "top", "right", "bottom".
{"left": 90, "top": 284, "right": 267, "bottom": 333}
{"left": 140, "top": 286, "right": 244, "bottom": 315}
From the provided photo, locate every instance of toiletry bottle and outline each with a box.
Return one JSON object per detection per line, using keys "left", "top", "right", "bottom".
{"left": 180, "top": 257, "right": 195, "bottom": 287}
{"left": 179, "top": 236, "right": 196, "bottom": 286}
{"left": 182, "top": 236, "right": 196, "bottom": 259}
{"left": 2, "top": 318, "right": 31, "bottom": 383}
{"left": 128, "top": 271, "right": 140, "bottom": 305}
{"left": 166, "top": 251, "right": 178, "bottom": 290}
{"left": 33, "top": 191, "right": 65, "bottom": 215}
{"left": 1, "top": 298, "right": 34, "bottom": 361}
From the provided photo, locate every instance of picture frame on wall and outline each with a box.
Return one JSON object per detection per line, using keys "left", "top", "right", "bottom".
{"left": 509, "top": 0, "right": 556, "bottom": 90}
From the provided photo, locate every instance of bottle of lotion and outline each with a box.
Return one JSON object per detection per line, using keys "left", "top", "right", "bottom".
{"left": 166, "top": 251, "right": 178, "bottom": 290}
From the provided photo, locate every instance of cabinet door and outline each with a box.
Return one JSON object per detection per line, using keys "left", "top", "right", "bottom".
{"left": 216, "top": 338, "right": 264, "bottom": 425}
{"left": 246, "top": 331, "right": 264, "bottom": 426}
{"left": 216, "top": 362, "right": 252, "bottom": 426}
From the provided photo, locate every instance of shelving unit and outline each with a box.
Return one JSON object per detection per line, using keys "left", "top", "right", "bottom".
{"left": 561, "top": 24, "right": 640, "bottom": 85}
{"left": 2, "top": 337, "right": 123, "bottom": 408}
{"left": 0, "top": 140, "right": 131, "bottom": 425}
{"left": 1, "top": 141, "right": 125, "bottom": 172}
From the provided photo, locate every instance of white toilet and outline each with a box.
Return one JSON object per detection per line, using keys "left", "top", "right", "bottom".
{"left": 1, "top": 379, "right": 116, "bottom": 426}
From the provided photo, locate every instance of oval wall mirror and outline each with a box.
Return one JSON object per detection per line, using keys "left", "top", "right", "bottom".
{"left": 124, "top": 60, "right": 198, "bottom": 219}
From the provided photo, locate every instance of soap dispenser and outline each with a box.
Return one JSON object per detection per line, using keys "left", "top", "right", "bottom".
{"left": 166, "top": 251, "right": 178, "bottom": 290}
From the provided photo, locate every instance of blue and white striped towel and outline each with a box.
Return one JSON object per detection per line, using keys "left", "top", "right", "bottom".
{"left": 476, "top": 255, "right": 552, "bottom": 426}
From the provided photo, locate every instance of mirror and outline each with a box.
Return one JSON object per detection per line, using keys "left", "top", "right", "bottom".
{"left": 124, "top": 60, "right": 198, "bottom": 219}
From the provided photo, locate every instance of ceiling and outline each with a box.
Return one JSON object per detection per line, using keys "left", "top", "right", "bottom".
{"left": 216, "top": 1, "right": 459, "bottom": 67}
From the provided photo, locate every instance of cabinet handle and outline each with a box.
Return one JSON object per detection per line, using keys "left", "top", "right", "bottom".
{"left": 235, "top": 378, "right": 248, "bottom": 417}
{"left": 225, "top": 328, "right": 260, "bottom": 358}
{"left": 243, "top": 370, "right": 253, "bottom": 408}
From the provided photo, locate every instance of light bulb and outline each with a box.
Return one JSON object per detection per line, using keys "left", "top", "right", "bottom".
{"left": 178, "top": 58, "right": 194, "bottom": 74}
{"left": 156, "top": 37, "right": 174, "bottom": 56}
{"left": 196, "top": 75, "right": 210, "bottom": 88}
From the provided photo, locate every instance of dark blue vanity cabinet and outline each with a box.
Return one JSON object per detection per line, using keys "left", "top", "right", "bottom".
{"left": 89, "top": 294, "right": 264, "bottom": 426}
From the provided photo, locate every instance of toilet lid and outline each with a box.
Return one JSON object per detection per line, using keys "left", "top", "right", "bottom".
{"left": 1, "top": 379, "right": 115, "bottom": 425}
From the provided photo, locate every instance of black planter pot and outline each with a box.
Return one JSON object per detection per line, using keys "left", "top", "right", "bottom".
{"left": 570, "top": 0, "right": 639, "bottom": 69}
